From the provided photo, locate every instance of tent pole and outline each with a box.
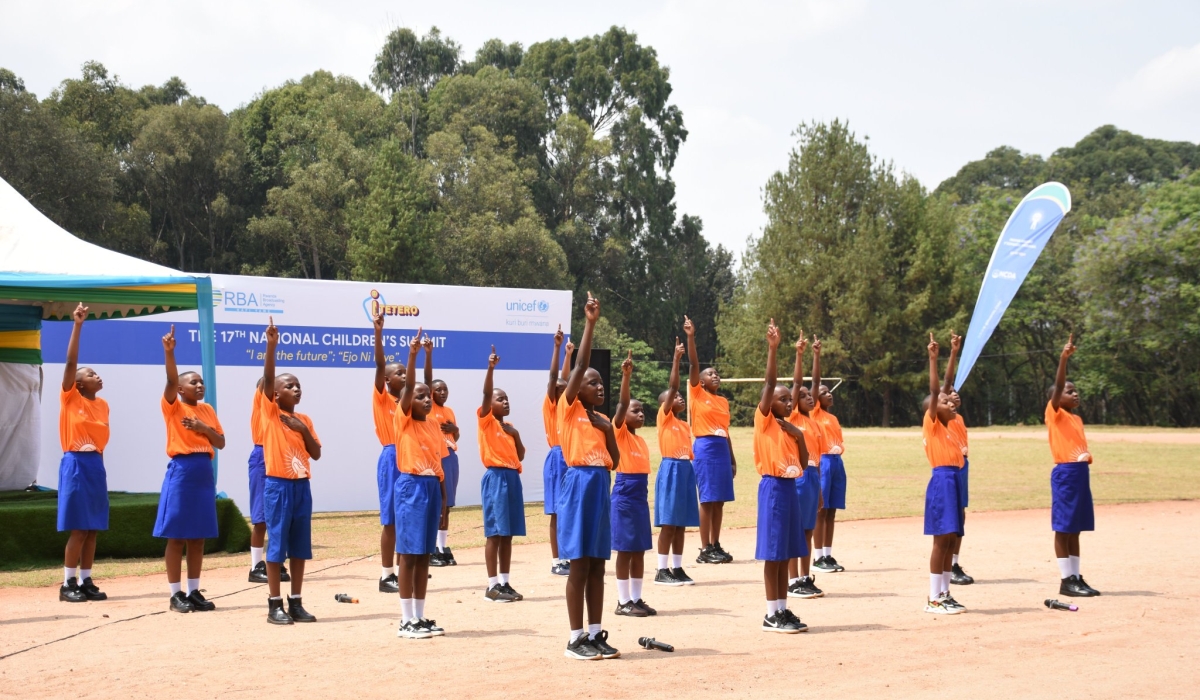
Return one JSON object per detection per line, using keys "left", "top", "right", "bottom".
{"left": 196, "top": 277, "right": 219, "bottom": 484}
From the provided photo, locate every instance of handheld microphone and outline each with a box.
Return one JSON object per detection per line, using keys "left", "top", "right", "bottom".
{"left": 334, "top": 593, "right": 359, "bottom": 604}
{"left": 638, "top": 637, "right": 674, "bottom": 652}
{"left": 1044, "top": 599, "right": 1077, "bottom": 611}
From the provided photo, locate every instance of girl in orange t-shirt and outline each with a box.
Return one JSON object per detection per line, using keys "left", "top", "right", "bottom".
{"left": 653, "top": 337, "right": 699, "bottom": 587}
{"left": 542, "top": 327, "right": 572, "bottom": 576}
{"left": 941, "top": 333, "right": 975, "bottom": 586}
{"left": 921, "top": 334, "right": 966, "bottom": 616}
{"left": 611, "top": 351, "right": 657, "bottom": 617}
{"left": 371, "top": 311, "right": 406, "bottom": 591}
{"left": 812, "top": 367, "right": 846, "bottom": 573}
{"left": 152, "top": 325, "right": 226, "bottom": 614}
{"left": 786, "top": 334, "right": 826, "bottom": 600}
{"left": 478, "top": 345, "right": 527, "bottom": 603}
{"left": 425, "top": 337, "right": 463, "bottom": 568}
{"left": 685, "top": 315, "right": 736, "bottom": 565}
{"left": 56, "top": 304, "right": 111, "bottom": 603}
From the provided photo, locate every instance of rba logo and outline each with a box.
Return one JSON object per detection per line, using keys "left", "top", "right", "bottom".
{"left": 507, "top": 299, "right": 550, "bottom": 313}
{"left": 991, "top": 270, "right": 1017, "bottom": 280}
{"left": 364, "top": 289, "right": 419, "bottom": 321}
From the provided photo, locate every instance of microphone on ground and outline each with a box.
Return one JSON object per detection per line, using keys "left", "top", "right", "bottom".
{"left": 334, "top": 593, "right": 359, "bottom": 604}
{"left": 639, "top": 637, "right": 674, "bottom": 652}
{"left": 1044, "top": 598, "right": 1077, "bottom": 611}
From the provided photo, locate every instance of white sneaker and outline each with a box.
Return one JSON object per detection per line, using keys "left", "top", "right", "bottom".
{"left": 925, "top": 596, "right": 964, "bottom": 615}
{"left": 397, "top": 620, "right": 433, "bottom": 639}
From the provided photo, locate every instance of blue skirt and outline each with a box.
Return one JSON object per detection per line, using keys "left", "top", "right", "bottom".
{"left": 265, "top": 477, "right": 313, "bottom": 561}
{"left": 756, "top": 475, "right": 805, "bottom": 561}
{"left": 556, "top": 466, "right": 611, "bottom": 560}
{"left": 1051, "top": 462, "right": 1094, "bottom": 533}
{"left": 376, "top": 444, "right": 398, "bottom": 526}
{"left": 153, "top": 453, "right": 218, "bottom": 539}
{"left": 693, "top": 436, "right": 735, "bottom": 503}
{"left": 443, "top": 449, "right": 460, "bottom": 508}
{"left": 924, "top": 466, "right": 964, "bottom": 536}
{"left": 542, "top": 445, "right": 567, "bottom": 515}
{"left": 654, "top": 458, "right": 700, "bottom": 527}
{"left": 394, "top": 473, "right": 442, "bottom": 555}
{"left": 57, "top": 451, "right": 109, "bottom": 532}
{"left": 611, "top": 473, "right": 652, "bottom": 553}
{"left": 796, "top": 466, "right": 821, "bottom": 532}
{"left": 482, "top": 467, "right": 526, "bottom": 537}
{"left": 957, "top": 458, "right": 970, "bottom": 509}
{"left": 819, "top": 453, "right": 847, "bottom": 510}
{"left": 248, "top": 445, "right": 266, "bottom": 525}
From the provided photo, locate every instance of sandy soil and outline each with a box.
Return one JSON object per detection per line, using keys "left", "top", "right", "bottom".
{"left": 1, "top": 501, "right": 1196, "bottom": 699}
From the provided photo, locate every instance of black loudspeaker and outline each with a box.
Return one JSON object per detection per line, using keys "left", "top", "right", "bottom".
{"left": 566, "top": 347, "right": 613, "bottom": 417}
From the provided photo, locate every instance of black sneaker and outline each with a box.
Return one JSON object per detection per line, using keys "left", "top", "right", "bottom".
{"left": 654, "top": 568, "right": 683, "bottom": 587}
{"left": 551, "top": 560, "right": 570, "bottom": 576}
{"left": 397, "top": 619, "right": 432, "bottom": 639}
{"left": 187, "top": 589, "right": 216, "bottom": 611}
{"left": 634, "top": 598, "right": 658, "bottom": 616}
{"left": 826, "top": 555, "right": 845, "bottom": 572}
{"left": 781, "top": 608, "right": 809, "bottom": 632}
{"left": 500, "top": 582, "right": 524, "bottom": 601}
{"left": 420, "top": 618, "right": 445, "bottom": 637}
{"left": 696, "top": 544, "right": 721, "bottom": 564}
{"left": 802, "top": 576, "right": 825, "bottom": 598}
{"left": 59, "top": 579, "right": 86, "bottom": 603}
{"left": 942, "top": 594, "right": 966, "bottom": 611}
{"left": 615, "top": 600, "right": 647, "bottom": 617}
{"left": 379, "top": 573, "right": 400, "bottom": 593}
{"left": 442, "top": 547, "right": 457, "bottom": 566}
{"left": 287, "top": 596, "right": 317, "bottom": 622}
{"left": 170, "top": 591, "right": 193, "bottom": 613}
{"left": 279, "top": 563, "right": 291, "bottom": 582}
{"left": 672, "top": 567, "right": 695, "bottom": 585}
{"left": 267, "top": 597, "right": 293, "bottom": 625}
{"left": 1077, "top": 576, "right": 1101, "bottom": 596}
{"left": 787, "top": 579, "right": 804, "bottom": 598}
{"left": 590, "top": 630, "right": 620, "bottom": 659}
{"left": 712, "top": 542, "right": 733, "bottom": 563}
{"left": 1059, "top": 575, "right": 1092, "bottom": 597}
{"left": 812, "top": 556, "right": 837, "bottom": 573}
{"left": 80, "top": 577, "right": 107, "bottom": 601}
{"left": 485, "top": 584, "right": 516, "bottom": 603}
{"left": 429, "top": 551, "right": 446, "bottom": 567}
{"left": 565, "top": 635, "right": 602, "bottom": 660}
{"left": 762, "top": 610, "right": 799, "bottom": 634}
{"left": 248, "top": 561, "right": 269, "bottom": 583}
{"left": 951, "top": 563, "right": 974, "bottom": 585}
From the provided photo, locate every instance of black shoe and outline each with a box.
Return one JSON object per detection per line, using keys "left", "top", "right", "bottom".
{"left": 712, "top": 542, "right": 733, "bottom": 563}
{"left": 590, "top": 630, "right": 620, "bottom": 659}
{"left": 186, "top": 589, "right": 216, "bottom": 611}
{"left": 654, "top": 568, "right": 683, "bottom": 587}
{"left": 441, "top": 547, "right": 457, "bottom": 566}
{"left": 812, "top": 555, "right": 836, "bottom": 572}
{"left": 500, "top": 582, "right": 523, "bottom": 601}
{"left": 564, "top": 635, "right": 602, "bottom": 660}
{"left": 672, "top": 567, "right": 695, "bottom": 585}
{"left": 1077, "top": 576, "right": 1101, "bottom": 596}
{"left": 696, "top": 544, "right": 721, "bottom": 564}
{"left": 1059, "top": 575, "right": 1092, "bottom": 597}
{"left": 826, "top": 555, "right": 845, "bottom": 572}
{"left": 379, "top": 573, "right": 399, "bottom": 593}
{"left": 248, "top": 561, "right": 268, "bottom": 583}
{"left": 942, "top": 594, "right": 966, "bottom": 611}
{"left": 485, "top": 584, "right": 516, "bottom": 603}
{"left": 59, "top": 579, "right": 86, "bottom": 603}
{"left": 397, "top": 619, "right": 432, "bottom": 639}
{"left": 762, "top": 610, "right": 799, "bottom": 634}
{"left": 170, "top": 591, "right": 193, "bottom": 613}
{"left": 781, "top": 608, "right": 809, "bottom": 632}
{"left": 287, "top": 596, "right": 316, "bottom": 622}
{"left": 803, "top": 576, "right": 825, "bottom": 598}
{"left": 279, "top": 563, "right": 291, "bottom": 582}
{"left": 634, "top": 598, "right": 658, "bottom": 616}
{"left": 429, "top": 550, "right": 449, "bottom": 568}
{"left": 951, "top": 563, "right": 974, "bottom": 585}
{"left": 267, "top": 597, "right": 292, "bottom": 625}
{"left": 80, "top": 577, "right": 107, "bottom": 601}
{"left": 551, "top": 560, "right": 570, "bottom": 576}
{"left": 419, "top": 618, "right": 446, "bottom": 637}
{"left": 615, "top": 600, "right": 648, "bottom": 617}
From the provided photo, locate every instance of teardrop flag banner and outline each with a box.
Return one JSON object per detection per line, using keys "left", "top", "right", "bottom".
{"left": 953, "top": 182, "right": 1071, "bottom": 390}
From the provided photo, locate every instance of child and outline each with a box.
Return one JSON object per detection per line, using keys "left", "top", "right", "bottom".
{"left": 247, "top": 377, "right": 288, "bottom": 584}
{"left": 372, "top": 312, "right": 405, "bottom": 592}
{"left": 1047, "top": 335, "right": 1100, "bottom": 597}
{"left": 922, "top": 333, "right": 966, "bottom": 615}
{"left": 153, "top": 325, "right": 225, "bottom": 613}
{"left": 612, "top": 350, "right": 656, "bottom": 617}
{"left": 811, "top": 375, "right": 846, "bottom": 574}
{"left": 685, "top": 315, "right": 736, "bottom": 565}
{"left": 787, "top": 334, "right": 825, "bottom": 600}
{"left": 653, "top": 336, "right": 699, "bottom": 588}
{"left": 392, "top": 328, "right": 449, "bottom": 639}
{"left": 941, "top": 333, "right": 974, "bottom": 585}
{"left": 753, "top": 319, "right": 808, "bottom": 633}
{"left": 57, "top": 303, "right": 110, "bottom": 603}
{"left": 543, "top": 328, "right": 572, "bottom": 576}
{"left": 558, "top": 293, "right": 621, "bottom": 660}
{"left": 425, "top": 339, "right": 462, "bottom": 567}
{"left": 259, "top": 317, "right": 323, "bottom": 625}
{"left": 478, "top": 344, "right": 527, "bottom": 602}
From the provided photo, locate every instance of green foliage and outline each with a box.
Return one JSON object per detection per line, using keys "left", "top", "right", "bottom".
{"left": 592, "top": 317, "right": 670, "bottom": 423}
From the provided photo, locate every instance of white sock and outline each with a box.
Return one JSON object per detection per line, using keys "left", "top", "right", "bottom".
{"left": 616, "top": 578, "right": 631, "bottom": 604}
{"left": 766, "top": 600, "right": 777, "bottom": 616}
{"left": 400, "top": 597, "right": 414, "bottom": 623}
{"left": 487, "top": 576, "right": 499, "bottom": 589}
{"left": 393, "top": 565, "right": 399, "bottom": 576}
{"left": 942, "top": 571, "right": 952, "bottom": 593}
{"left": 251, "top": 546, "right": 264, "bottom": 567}
{"left": 1056, "top": 557, "right": 1072, "bottom": 579}
{"left": 64, "top": 567, "right": 76, "bottom": 585}
{"left": 187, "top": 578, "right": 200, "bottom": 595}
{"left": 630, "top": 577, "right": 643, "bottom": 601}
{"left": 288, "top": 594, "right": 301, "bottom": 600}
{"left": 776, "top": 599, "right": 788, "bottom": 614}
{"left": 669, "top": 554, "right": 682, "bottom": 569}
{"left": 269, "top": 595, "right": 282, "bottom": 602}
{"left": 657, "top": 553, "right": 669, "bottom": 570}
{"left": 929, "top": 573, "right": 941, "bottom": 600}
{"left": 79, "top": 568, "right": 92, "bottom": 581}
{"left": 952, "top": 554, "right": 959, "bottom": 565}
{"left": 437, "top": 530, "right": 448, "bottom": 549}
{"left": 170, "top": 581, "right": 182, "bottom": 595}
{"left": 552, "top": 557, "right": 560, "bottom": 568}
{"left": 499, "top": 572, "right": 510, "bottom": 585}
{"left": 788, "top": 577, "right": 800, "bottom": 586}
{"left": 414, "top": 598, "right": 425, "bottom": 619}
{"left": 824, "top": 547, "right": 832, "bottom": 558}
{"left": 587, "top": 623, "right": 602, "bottom": 639}
{"left": 570, "top": 628, "right": 587, "bottom": 643}
{"left": 1069, "top": 555, "right": 1080, "bottom": 577}
{"left": 382, "top": 567, "right": 392, "bottom": 580}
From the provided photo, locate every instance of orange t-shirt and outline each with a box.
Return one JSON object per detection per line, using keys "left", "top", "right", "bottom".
{"left": 688, "top": 382, "right": 730, "bottom": 438}
{"left": 59, "top": 385, "right": 110, "bottom": 453}
{"left": 430, "top": 403, "right": 458, "bottom": 452}
{"left": 811, "top": 404, "right": 843, "bottom": 455}
{"left": 922, "top": 413, "right": 965, "bottom": 469}
{"left": 542, "top": 395, "right": 561, "bottom": 448}
{"left": 615, "top": 422, "right": 651, "bottom": 474}
{"left": 476, "top": 407, "right": 521, "bottom": 472}
{"left": 372, "top": 387, "right": 398, "bottom": 446}
{"left": 250, "top": 391, "right": 266, "bottom": 446}
{"left": 255, "top": 391, "right": 320, "bottom": 479}
{"left": 753, "top": 408, "right": 803, "bottom": 478}
{"left": 656, "top": 403, "right": 693, "bottom": 460}
{"left": 786, "top": 409, "right": 823, "bottom": 467}
{"left": 949, "top": 414, "right": 969, "bottom": 457}
{"left": 394, "top": 406, "right": 446, "bottom": 480}
{"left": 1045, "top": 401, "right": 1092, "bottom": 464}
{"left": 556, "top": 395, "right": 613, "bottom": 468}
{"left": 162, "top": 397, "right": 223, "bottom": 458}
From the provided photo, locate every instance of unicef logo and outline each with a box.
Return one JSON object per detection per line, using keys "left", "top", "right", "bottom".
{"left": 506, "top": 299, "right": 550, "bottom": 314}
{"left": 538, "top": 300, "right": 549, "bottom": 313}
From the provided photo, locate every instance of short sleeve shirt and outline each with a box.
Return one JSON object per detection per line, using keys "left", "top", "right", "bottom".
{"left": 256, "top": 391, "right": 320, "bottom": 479}
{"left": 162, "top": 397, "right": 223, "bottom": 457}
{"left": 615, "top": 422, "right": 651, "bottom": 474}
{"left": 1046, "top": 401, "right": 1092, "bottom": 464}
{"left": 476, "top": 408, "right": 522, "bottom": 472}
{"left": 59, "top": 385, "right": 109, "bottom": 453}
{"left": 557, "top": 395, "right": 613, "bottom": 468}
{"left": 656, "top": 403, "right": 693, "bottom": 460}
{"left": 923, "top": 413, "right": 964, "bottom": 469}
{"left": 688, "top": 383, "right": 730, "bottom": 438}
{"left": 753, "top": 408, "right": 802, "bottom": 478}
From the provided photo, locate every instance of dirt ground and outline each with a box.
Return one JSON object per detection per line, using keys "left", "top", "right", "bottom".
{"left": 1, "top": 500, "right": 1196, "bottom": 699}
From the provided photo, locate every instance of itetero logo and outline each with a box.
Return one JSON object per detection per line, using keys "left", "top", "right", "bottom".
{"left": 507, "top": 299, "right": 550, "bottom": 313}
{"left": 364, "top": 289, "right": 419, "bottom": 321}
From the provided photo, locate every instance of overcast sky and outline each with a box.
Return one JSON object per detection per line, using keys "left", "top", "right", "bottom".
{"left": 3, "top": 0, "right": 1198, "bottom": 257}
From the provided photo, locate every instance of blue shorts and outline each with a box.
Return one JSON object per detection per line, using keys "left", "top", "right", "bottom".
{"left": 755, "top": 475, "right": 805, "bottom": 561}
{"left": 1051, "top": 462, "right": 1094, "bottom": 533}
{"left": 153, "top": 453, "right": 218, "bottom": 540}
{"left": 611, "top": 472, "right": 652, "bottom": 553}
{"left": 924, "top": 467, "right": 964, "bottom": 536}
{"left": 376, "top": 444, "right": 397, "bottom": 526}
{"left": 482, "top": 467, "right": 526, "bottom": 537}
{"left": 654, "top": 458, "right": 700, "bottom": 527}
{"left": 556, "top": 466, "right": 611, "bottom": 560}
{"left": 265, "top": 477, "right": 313, "bottom": 562}
{"left": 394, "top": 473, "right": 442, "bottom": 555}
{"left": 693, "top": 436, "right": 735, "bottom": 503}
{"left": 57, "top": 451, "right": 109, "bottom": 532}
{"left": 542, "top": 445, "right": 567, "bottom": 515}
{"left": 248, "top": 445, "right": 266, "bottom": 525}
{"left": 819, "top": 453, "right": 847, "bottom": 510}
{"left": 442, "top": 449, "right": 460, "bottom": 508}
{"left": 796, "top": 465, "right": 821, "bottom": 532}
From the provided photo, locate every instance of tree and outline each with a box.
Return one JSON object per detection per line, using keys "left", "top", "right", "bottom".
{"left": 425, "top": 66, "right": 549, "bottom": 161}
{"left": 370, "top": 27, "right": 461, "bottom": 155}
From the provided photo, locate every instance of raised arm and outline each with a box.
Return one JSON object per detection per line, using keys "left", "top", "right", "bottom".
{"left": 791, "top": 333, "right": 807, "bottom": 408}
{"left": 373, "top": 312, "right": 386, "bottom": 392}
{"left": 564, "top": 293, "right": 599, "bottom": 404}
{"left": 262, "top": 316, "right": 278, "bottom": 397}
{"left": 684, "top": 315, "right": 700, "bottom": 388}
{"left": 613, "top": 350, "right": 632, "bottom": 429}
{"left": 1050, "top": 334, "right": 1076, "bottom": 411}
{"left": 423, "top": 336, "right": 434, "bottom": 388}
{"left": 927, "top": 333, "right": 940, "bottom": 421}
{"left": 481, "top": 345, "right": 499, "bottom": 415}
{"left": 547, "top": 325, "right": 564, "bottom": 401}
{"left": 162, "top": 325, "right": 179, "bottom": 404}
{"left": 810, "top": 336, "right": 822, "bottom": 395}
{"left": 399, "top": 327, "right": 423, "bottom": 414}
{"left": 561, "top": 339, "right": 574, "bottom": 382}
{"left": 942, "top": 331, "right": 960, "bottom": 395}
{"left": 662, "top": 337, "right": 684, "bottom": 408}
{"left": 62, "top": 303, "right": 87, "bottom": 392}
{"left": 758, "top": 319, "right": 780, "bottom": 416}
